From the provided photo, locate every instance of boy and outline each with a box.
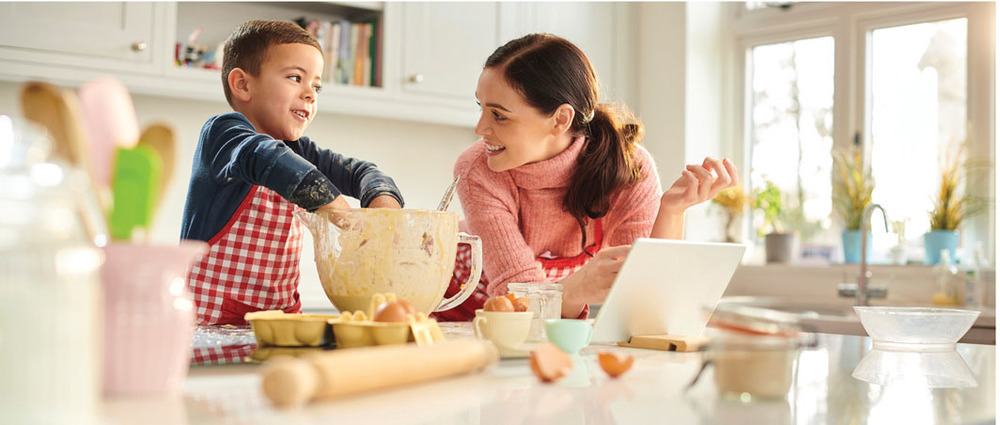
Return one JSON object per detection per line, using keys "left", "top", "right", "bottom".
{"left": 181, "top": 20, "right": 403, "bottom": 325}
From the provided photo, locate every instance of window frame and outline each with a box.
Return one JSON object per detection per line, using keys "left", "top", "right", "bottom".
{"left": 727, "top": 2, "right": 996, "bottom": 263}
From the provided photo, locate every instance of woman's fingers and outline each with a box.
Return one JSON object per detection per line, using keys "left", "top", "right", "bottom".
{"left": 686, "top": 164, "right": 714, "bottom": 199}
{"left": 722, "top": 158, "right": 740, "bottom": 187}
{"left": 703, "top": 157, "right": 732, "bottom": 192}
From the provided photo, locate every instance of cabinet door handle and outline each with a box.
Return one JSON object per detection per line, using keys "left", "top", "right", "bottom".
{"left": 409, "top": 74, "right": 424, "bottom": 84}
{"left": 131, "top": 41, "right": 148, "bottom": 52}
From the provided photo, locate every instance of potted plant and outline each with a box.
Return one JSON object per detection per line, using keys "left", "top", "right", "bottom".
{"left": 924, "top": 143, "right": 984, "bottom": 264}
{"left": 832, "top": 145, "right": 875, "bottom": 264}
{"left": 711, "top": 185, "right": 750, "bottom": 243}
{"left": 753, "top": 180, "right": 795, "bottom": 263}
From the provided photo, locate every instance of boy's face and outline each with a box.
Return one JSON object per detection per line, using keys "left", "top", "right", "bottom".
{"left": 242, "top": 43, "right": 323, "bottom": 141}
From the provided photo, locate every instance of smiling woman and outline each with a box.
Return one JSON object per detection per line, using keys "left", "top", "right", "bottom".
{"left": 433, "top": 33, "right": 739, "bottom": 322}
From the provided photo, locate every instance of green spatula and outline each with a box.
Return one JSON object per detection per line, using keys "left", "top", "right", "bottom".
{"left": 108, "top": 144, "right": 162, "bottom": 241}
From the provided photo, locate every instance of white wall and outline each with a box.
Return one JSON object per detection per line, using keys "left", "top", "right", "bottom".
{"left": 0, "top": 81, "right": 474, "bottom": 310}
{"left": 636, "top": 3, "right": 730, "bottom": 243}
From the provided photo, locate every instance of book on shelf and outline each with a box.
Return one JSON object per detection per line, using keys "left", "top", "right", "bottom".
{"left": 287, "top": 16, "right": 379, "bottom": 88}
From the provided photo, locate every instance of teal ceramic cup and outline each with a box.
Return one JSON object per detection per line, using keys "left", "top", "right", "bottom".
{"left": 545, "top": 319, "right": 592, "bottom": 355}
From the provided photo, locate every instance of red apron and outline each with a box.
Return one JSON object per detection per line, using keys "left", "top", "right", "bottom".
{"left": 187, "top": 186, "right": 304, "bottom": 326}
{"left": 433, "top": 219, "right": 603, "bottom": 321}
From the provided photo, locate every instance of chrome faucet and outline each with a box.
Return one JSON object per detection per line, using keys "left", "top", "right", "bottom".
{"left": 838, "top": 203, "right": 890, "bottom": 306}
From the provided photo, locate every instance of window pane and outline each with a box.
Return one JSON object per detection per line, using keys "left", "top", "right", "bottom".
{"left": 749, "top": 36, "right": 834, "bottom": 242}
{"left": 870, "top": 19, "right": 967, "bottom": 242}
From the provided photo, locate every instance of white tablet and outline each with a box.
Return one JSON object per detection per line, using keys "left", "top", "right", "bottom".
{"left": 590, "top": 238, "right": 746, "bottom": 343}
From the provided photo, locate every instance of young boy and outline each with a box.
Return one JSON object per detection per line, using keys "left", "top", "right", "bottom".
{"left": 181, "top": 20, "right": 403, "bottom": 326}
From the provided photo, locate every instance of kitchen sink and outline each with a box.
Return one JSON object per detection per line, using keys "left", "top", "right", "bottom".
{"left": 715, "top": 296, "right": 996, "bottom": 345}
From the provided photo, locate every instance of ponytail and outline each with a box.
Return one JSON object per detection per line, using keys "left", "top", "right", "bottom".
{"left": 564, "top": 103, "right": 645, "bottom": 253}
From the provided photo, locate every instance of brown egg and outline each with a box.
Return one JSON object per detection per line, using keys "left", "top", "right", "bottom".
{"left": 597, "top": 351, "right": 634, "bottom": 378}
{"left": 513, "top": 297, "right": 530, "bottom": 312}
{"left": 396, "top": 299, "right": 417, "bottom": 316}
{"left": 483, "top": 295, "right": 514, "bottom": 312}
{"left": 530, "top": 342, "right": 573, "bottom": 383}
{"left": 373, "top": 301, "right": 411, "bottom": 322}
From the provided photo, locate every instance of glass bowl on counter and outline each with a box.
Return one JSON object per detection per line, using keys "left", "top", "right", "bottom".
{"left": 853, "top": 306, "right": 980, "bottom": 349}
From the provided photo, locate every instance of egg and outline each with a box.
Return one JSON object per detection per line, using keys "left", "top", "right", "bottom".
{"left": 597, "top": 351, "right": 634, "bottom": 378}
{"left": 529, "top": 342, "right": 573, "bottom": 383}
{"left": 484, "top": 295, "right": 515, "bottom": 312}
{"left": 513, "top": 297, "right": 530, "bottom": 312}
{"left": 373, "top": 300, "right": 415, "bottom": 322}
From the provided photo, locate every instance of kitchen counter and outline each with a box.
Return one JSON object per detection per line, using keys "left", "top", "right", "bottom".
{"left": 101, "top": 324, "right": 996, "bottom": 425}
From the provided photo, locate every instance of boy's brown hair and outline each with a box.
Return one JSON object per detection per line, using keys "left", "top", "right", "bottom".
{"left": 221, "top": 19, "right": 322, "bottom": 107}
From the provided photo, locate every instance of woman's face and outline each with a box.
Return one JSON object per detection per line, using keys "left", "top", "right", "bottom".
{"left": 474, "top": 67, "right": 568, "bottom": 172}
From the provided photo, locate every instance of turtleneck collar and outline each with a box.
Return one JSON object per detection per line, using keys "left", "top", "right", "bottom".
{"left": 508, "top": 136, "right": 586, "bottom": 189}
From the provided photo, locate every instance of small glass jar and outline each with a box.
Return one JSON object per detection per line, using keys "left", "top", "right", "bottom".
{"left": 507, "top": 282, "right": 562, "bottom": 342}
{"left": 711, "top": 331, "right": 800, "bottom": 400}
{"left": 708, "top": 303, "right": 804, "bottom": 401}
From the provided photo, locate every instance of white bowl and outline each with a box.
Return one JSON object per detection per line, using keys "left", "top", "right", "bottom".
{"left": 853, "top": 306, "right": 980, "bottom": 348}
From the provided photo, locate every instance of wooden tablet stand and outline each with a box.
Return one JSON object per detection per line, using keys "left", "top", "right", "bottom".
{"left": 616, "top": 335, "right": 710, "bottom": 352}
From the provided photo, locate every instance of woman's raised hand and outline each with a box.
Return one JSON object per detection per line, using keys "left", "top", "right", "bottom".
{"left": 660, "top": 157, "right": 739, "bottom": 215}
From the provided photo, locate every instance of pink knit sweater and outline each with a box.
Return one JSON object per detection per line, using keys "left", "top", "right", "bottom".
{"left": 454, "top": 136, "right": 663, "bottom": 296}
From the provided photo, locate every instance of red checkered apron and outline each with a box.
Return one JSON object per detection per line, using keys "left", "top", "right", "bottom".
{"left": 187, "top": 186, "right": 304, "bottom": 326}
{"left": 433, "top": 219, "right": 603, "bottom": 321}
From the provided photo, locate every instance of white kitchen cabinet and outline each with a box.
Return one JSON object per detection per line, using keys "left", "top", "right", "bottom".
{"left": 399, "top": 2, "right": 498, "bottom": 105}
{"left": 0, "top": 2, "right": 167, "bottom": 75}
{"left": 498, "top": 2, "right": 639, "bottom": 107}
{"left": 0, "top": 2, "right": 634, "bottom": 128}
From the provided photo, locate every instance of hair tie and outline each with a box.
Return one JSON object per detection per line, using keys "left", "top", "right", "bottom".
{"left": 584, "top": 109, "right": 595, "bottom": 123}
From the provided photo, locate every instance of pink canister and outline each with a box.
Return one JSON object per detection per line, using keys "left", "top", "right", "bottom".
{"left": 101, "top": 241, "right": 207, "bottom": 396}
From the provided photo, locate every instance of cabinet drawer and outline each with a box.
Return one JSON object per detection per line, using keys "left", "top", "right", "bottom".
{"left": 0, "top": 2, "right": 157, "bottom": 70}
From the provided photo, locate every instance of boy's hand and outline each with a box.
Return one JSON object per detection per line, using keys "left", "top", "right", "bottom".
{"left": 368, "top": 194, "right": 402, "bottom": 209}
{"left": 316, "top": 196, "right": 352, "bottom": 228}
{"left": 317, "top": 196, "right": 351, "bottom": 211}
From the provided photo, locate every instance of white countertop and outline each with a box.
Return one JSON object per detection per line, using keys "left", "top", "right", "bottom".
{"left": 100, "top": 323, "right": 996, "bottom": 425}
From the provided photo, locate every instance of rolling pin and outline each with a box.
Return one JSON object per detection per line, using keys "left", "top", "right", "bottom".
{"left": 261, "top": 340, "right": 499, "bottom": 407}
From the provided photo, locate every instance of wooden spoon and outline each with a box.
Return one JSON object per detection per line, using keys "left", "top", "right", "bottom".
{"left": 19, "top": 81, "right": 91, "bottom": 172}
{"left": 19, "top": 81, "right": 106, "bottom": 243}
{"left": 138, "top": 123, "right": 176, "bottom": 209}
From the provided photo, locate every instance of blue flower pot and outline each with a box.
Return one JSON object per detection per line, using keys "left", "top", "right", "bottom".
{"left": 842, "top": 230, "right": 873, "bottom": 264}
{"left": 924, "top": 230, "right": 959, "bottom": 265}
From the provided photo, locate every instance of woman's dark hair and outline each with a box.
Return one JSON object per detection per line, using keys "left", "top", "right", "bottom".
{"left": 485, "top": 33, "right": 645, "bottom": 253}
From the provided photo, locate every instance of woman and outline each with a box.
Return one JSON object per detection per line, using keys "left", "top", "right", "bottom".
{"left": 435, "top": 33, "right": 739, "bottom": 321}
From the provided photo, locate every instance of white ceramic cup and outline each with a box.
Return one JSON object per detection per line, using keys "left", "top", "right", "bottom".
{"left": 472, "top": 309, "right": 533, "bottom": 349}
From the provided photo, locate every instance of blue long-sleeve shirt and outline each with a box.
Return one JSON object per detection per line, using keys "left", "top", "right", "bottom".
{"left": 180, "top": 112, "right": 403, "bottom": 242}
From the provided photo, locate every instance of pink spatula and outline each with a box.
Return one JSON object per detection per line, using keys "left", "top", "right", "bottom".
{"left": 78, "top": 77, "right": 140, "bottom": 193}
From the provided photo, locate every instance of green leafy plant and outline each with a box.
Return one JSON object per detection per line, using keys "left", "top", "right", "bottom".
{"left": 753, "top": 180, "right": 785, "bottom": 235}
{"left": 832, "top": 145, "right": 874, "bottom": 230}
{"left": 929, "top": 143, "right": 985, "bottom": 230}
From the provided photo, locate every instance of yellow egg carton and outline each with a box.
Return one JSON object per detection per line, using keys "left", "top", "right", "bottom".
{"left": 244, "top": 293, "right": 445, "bottom": 350}
{"left": 244, "top": 311, "right": 339, "bottom": 347}
{"left": 330, "top": 293, "right": 446, "bottom": 349}
{"left": 248, "top": 346, "right": 330, "bottom": 363}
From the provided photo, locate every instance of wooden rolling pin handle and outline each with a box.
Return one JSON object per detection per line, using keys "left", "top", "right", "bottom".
{"left": 262, "top": 340, "right": 499, "bottom": 407}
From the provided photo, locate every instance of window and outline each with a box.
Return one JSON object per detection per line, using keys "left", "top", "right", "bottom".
{"left": 732, "top": 2, "right": 994, "bottom": 264}
{"left": 748, "top": 36, "right": 834, "bottom": 241}
{"left": 870, "top": 19, "right": 968, "bottom": 241}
